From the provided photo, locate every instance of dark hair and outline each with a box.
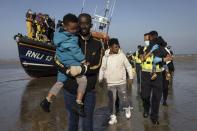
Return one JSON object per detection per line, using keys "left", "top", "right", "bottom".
{"left": 32, "top": 13, "right": 36, "bottom": 20}
{"left": 144, "top": 33, "right": 149, "bottom": 36}
{"left": 149, "top": 30, "right": 158, "bottom": 37}
{"left": 108, "top": 38, "right": 119, "bottom": 47}
{"left": 63, "top": 13, "right": 78, "bottom": 25}
{"left": 26, "top": 9, "right": 33, "bottom": 18}
{"left": 152, "top": 36, "right": 167, "bottom": 47}
{"left": 167, "top": 46, "right": 171, "bottom": 49}
{"left": 78, "top": 13, "right": 92, "bottom": 23}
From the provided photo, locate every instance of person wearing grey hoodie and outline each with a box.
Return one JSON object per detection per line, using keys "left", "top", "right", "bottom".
{"left": 99, "top": 38, "right": 134, "bottom": 125}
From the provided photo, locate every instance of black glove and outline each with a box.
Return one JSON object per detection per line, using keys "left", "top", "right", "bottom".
{"left": 53, "top": 56, "right": 71, "bottom": 76}
{"left": 80, "top": 64, "right": 88, "bottom": 75}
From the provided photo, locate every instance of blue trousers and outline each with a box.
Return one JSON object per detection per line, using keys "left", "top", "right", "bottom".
{"left": 64, "top": 89, "right": 96, "bottom": 131}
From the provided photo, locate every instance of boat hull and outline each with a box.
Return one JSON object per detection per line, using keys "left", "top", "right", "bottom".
{"left": 15, "top": 35, "right": 57, "bottom": 77}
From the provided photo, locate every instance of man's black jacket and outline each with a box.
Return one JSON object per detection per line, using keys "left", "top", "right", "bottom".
{"left": 63, "top": 35, "right": 103, "bottom": 95}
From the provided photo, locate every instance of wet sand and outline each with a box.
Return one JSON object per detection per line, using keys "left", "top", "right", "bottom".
{"left": 0, "top": 55, "right": 197, "bottom": 131}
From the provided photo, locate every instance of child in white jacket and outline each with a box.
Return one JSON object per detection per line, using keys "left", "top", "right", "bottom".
{"left": 99, "top": 38, "right": 134, "bottom": 125}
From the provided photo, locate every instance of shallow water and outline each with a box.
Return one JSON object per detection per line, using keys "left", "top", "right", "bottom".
{"left": 0, "top": 55, "right": 197, "bottom": 131}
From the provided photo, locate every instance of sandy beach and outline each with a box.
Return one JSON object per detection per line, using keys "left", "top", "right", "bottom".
{"left": 0, "top": 55, "right": 197, "bottom": 131}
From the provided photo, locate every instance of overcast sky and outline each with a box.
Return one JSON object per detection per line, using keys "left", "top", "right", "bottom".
{"left": 0, "top": 0, "right": 197, "bottom": 59}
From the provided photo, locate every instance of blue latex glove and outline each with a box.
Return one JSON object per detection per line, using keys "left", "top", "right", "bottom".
{"left": 153, "top": 56, "right": 162, "bottom": 64}
{"left": 150, "top": 44, "right": 159, "bottom": 53}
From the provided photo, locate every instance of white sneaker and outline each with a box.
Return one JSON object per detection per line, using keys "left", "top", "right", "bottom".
{"left": 129, "top": 106, "right": 134, "bottom": 110}
{"left": 108, "top": 114, "right": 117, "bottom": 125}
{"left": 124, "top": 106, "right": 133, "bottom": 119}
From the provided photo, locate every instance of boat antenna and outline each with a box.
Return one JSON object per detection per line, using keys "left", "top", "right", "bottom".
{"left": 81, "top": 0, "right": 86, "bottom": 13}
{"left": 93, "top": 5, "right": 98, "bottom": 30}
{"left": 92, "top": 0, "right": 117, "bottom": 34}
{"left": 107, "top": 0, "right": 117, "bottom": 34}
{"left": 104, "top": 0, "right": 110, "bottom": 18}
{"left": 100, "top": 0, "right": 110, "bottom": 30}
{"left": 110, "top": 0, "right": 117, "bottom": 18}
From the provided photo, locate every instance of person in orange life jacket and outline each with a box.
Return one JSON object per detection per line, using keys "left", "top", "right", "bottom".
{"left": 26, "top": 9, "right": 34, "bottom": 38}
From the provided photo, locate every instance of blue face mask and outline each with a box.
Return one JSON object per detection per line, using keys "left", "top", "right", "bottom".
{"left": 144, "top": 41, "right": 150, "bottom": 46}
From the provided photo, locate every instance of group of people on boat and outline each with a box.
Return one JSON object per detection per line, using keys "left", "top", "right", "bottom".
{"left": 26, "top": 9, "right": 55, "bottom": 41}
{"left": 23, "top": 10, "right": 175, "bottom": 130}
{"left": 25, "top": 9, "right": 109, "bottom": 44}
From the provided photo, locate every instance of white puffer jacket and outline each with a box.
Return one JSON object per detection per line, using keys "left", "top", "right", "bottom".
{"left": 99, "top": 49, "right": 133, "bottom": 86}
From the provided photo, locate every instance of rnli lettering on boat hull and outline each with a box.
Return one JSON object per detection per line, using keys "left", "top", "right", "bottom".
{"left": 25, "top": 50, "right": 53, "bottom": 62}
{"left": 14, "top": 34, "right": 57, "bottom": 77}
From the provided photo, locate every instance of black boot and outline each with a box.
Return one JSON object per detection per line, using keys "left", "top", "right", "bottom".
{"left": 151, "top": 118, "right": 159, "bottom": 125}
{"left": 163, "top": 101, "right": 168, "bottom": 106}
{"left": 72, "top": 102, "right": 86, "bottom": 117}
{"left": 40, "top": 98, "right": 51, "bottom": 112}
{"left": 143, "top": 112, "right": 149, "bottom": 118}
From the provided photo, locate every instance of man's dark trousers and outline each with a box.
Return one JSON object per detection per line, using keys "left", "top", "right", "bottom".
{"left": 64, "top": 89, "right": 96, "bottom": 131}
{"left": 141, "top": 71, "right": 162, "bottom": 121}
{"left": 135, "top": 63, "right": 141, "bottom": 85}
{"left": 162, "top": 71, "right": 169, "bottom": 102}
